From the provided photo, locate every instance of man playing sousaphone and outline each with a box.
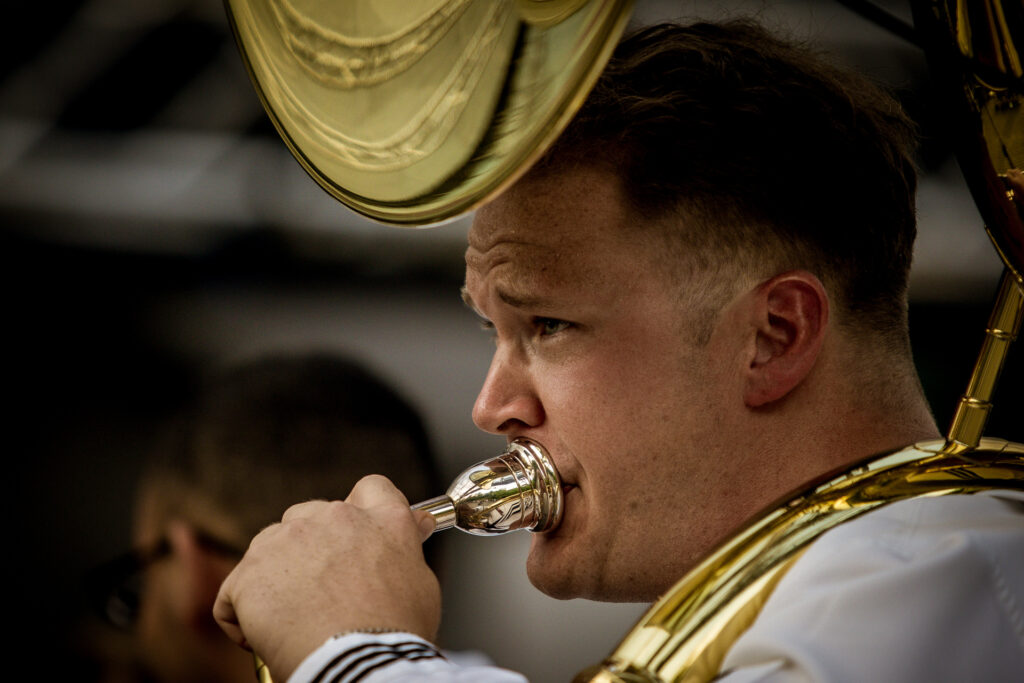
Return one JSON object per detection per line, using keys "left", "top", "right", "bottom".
{"left": 213, "top": 19, "right": 1024, "bottom": 682}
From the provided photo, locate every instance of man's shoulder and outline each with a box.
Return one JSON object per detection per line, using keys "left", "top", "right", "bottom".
{"left": 718, "top": 490, "right": 1024, "bottom": 681}
{"left": 810, "top": 489, "right": 1024, "bottom": 561}
{"left": 776, "top": 489, "right": 1024, "bottom": 600}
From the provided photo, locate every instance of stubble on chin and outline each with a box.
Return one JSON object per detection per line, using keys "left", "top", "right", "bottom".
{"left": 527, "top": 532, "right": 684, "bottom": 603}
{"left": 525, "top": 534, "right": 589, "bottom": 600}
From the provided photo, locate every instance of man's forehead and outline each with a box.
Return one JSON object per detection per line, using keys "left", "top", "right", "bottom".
{"left": 466, "top": 166, "right": 631, "bottom": 265}
{"left": 468, "top": 189, "right": 574, "bottom": 250}
{"left": 463, "top": 235, "right": 569, "bottom": 311}
{"left": 465, "top": 229, "right": 564, "bottom": 277}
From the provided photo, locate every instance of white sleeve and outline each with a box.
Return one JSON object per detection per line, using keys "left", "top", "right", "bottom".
{"left": 717, "top": 490, "right": 1024, "bottom": 682}
{"left": 287, "top": 631, "right": 528, "bottom": 683}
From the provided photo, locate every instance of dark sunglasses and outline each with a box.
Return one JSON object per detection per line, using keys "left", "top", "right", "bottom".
{"left": 84, "top": 529, "right": 244, "bottom": 630}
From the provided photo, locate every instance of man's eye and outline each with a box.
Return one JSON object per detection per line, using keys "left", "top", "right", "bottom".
{"left": 536, "top": 317, "right": 571, "bottom": 336}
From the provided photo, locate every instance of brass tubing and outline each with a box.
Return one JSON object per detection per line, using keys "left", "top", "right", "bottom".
{"left": 412, "top": 495, "right": 458, "bottom": 532}
{"left": 254, "top": 655, "right": 271, "bottom": 683}
{"left": 947, "top": 268, "right": 1024, "bottom": 447}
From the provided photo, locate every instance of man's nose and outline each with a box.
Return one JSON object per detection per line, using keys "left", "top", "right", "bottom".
{"left": 472, "top": 348, "right": 544, "bottom": 435}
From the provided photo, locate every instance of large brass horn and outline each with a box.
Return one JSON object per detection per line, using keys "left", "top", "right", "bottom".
{"left": 223, "top": 1, "right": 1024, "bottom": 682}
{"left": 224, "top": 0, "right": 633, "bottom": 226}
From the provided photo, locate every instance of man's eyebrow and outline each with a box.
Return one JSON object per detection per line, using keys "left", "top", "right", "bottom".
{"left": 459, "top": 285, "right": 478, "bottom": 312}
{"left": 459, "top": 285, "right": 548, "bottom": 311}
{"left": 496, "top": 289, "right": 546, "bottom": 308}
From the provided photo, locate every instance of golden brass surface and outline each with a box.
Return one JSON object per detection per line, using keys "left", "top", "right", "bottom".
{"left": 224, "top": 0, "right": 633, "bottom": 225}
{"left": 411, "top": 437, "right": 563, "bottom": 535}
{"left": 914, "top": 0, "right": 1024, "bottom": 277}
{"left": 254, "top": 654, "right": 272, "bottom": 683}
{"left": 949, "top": 270, "right": 1024, "bottom": 446}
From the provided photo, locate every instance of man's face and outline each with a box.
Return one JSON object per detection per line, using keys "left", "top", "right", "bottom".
{"left": 463, "top": 166, "right": 751, "bottom": 601}
{"left": 131, "top": 490, "right": 251, "bottom": 681}
{"left": 132, "top": 492, "right": 192, "bottom": 681}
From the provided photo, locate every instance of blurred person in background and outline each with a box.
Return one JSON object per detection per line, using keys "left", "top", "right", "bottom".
{"left": 85, "top": 351, "right": 446, "bottom": 683}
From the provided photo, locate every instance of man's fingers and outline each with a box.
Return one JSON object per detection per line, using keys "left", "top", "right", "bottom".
{"left": 277, "top": 476, "right": 411, "bottom": 523}
{"left": 208, "top": 473, "right": 442, "bottom": 674}
{"left": 346, "top": 474, "right": 410, "bottom": 508}
{"left": 213, "top": 574, "right": 250, "bottom": 651}
{"left": 412, "top": 509, "right": 437, "bottom": 541}
{"left": 281, "top": 498, "right": 330, "bottom": 522}
{"left": 346, "top": 475, "right": 430, "bottom": 545}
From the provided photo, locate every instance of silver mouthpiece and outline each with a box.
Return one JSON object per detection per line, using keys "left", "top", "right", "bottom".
{"left": 411, "top": 438, "right": 563, "bottom": 536}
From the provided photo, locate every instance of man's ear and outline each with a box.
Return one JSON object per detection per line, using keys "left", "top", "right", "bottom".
{"left": 744, "top": 271, "right": 829, "bottom": 408}
{"left": 166, "top": 521, "right": 237, "bottom": 630}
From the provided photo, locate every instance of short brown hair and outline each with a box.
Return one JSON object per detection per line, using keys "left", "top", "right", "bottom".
{"left": 141, "top": 352, "right": 442, "bottom": 547}
{"left": 539, "top": 20, "right": 918, "bottom": 334}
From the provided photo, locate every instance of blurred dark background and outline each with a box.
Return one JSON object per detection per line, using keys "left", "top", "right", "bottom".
{"left": 5, "top": 0, "right": 1021, "bottom": 681}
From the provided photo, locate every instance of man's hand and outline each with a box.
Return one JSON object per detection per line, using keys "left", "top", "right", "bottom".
{"left": 213, "top": 475, "right": 440, "bottom": 681}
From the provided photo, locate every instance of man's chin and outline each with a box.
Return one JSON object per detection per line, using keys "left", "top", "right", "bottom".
{"left": 526, "top": 533, "right": 624, "bottom": 601}
{"left": 525, "top": 536, "right": 586, "bottom": 600}
{"left": 526, "top": 536, "right": 671, "bottom": 603}
{"left": 525, "top": 562, "right": 583, "bottom": 600}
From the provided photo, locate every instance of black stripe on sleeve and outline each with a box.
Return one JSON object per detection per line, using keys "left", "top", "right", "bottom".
{"left": 344, "top": 650, "right": 446, "bottom": 683}
{"left": 309, "top": 639, "right": 446, "bottom": 683}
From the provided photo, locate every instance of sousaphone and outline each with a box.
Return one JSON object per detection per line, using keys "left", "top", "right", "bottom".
{"left": 223, "top": 1, "right": 1024, "bottom": 681}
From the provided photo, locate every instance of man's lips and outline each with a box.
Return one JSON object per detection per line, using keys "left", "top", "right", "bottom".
{"left": 538, "top": 484, "right": 576, "bottom": 537}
